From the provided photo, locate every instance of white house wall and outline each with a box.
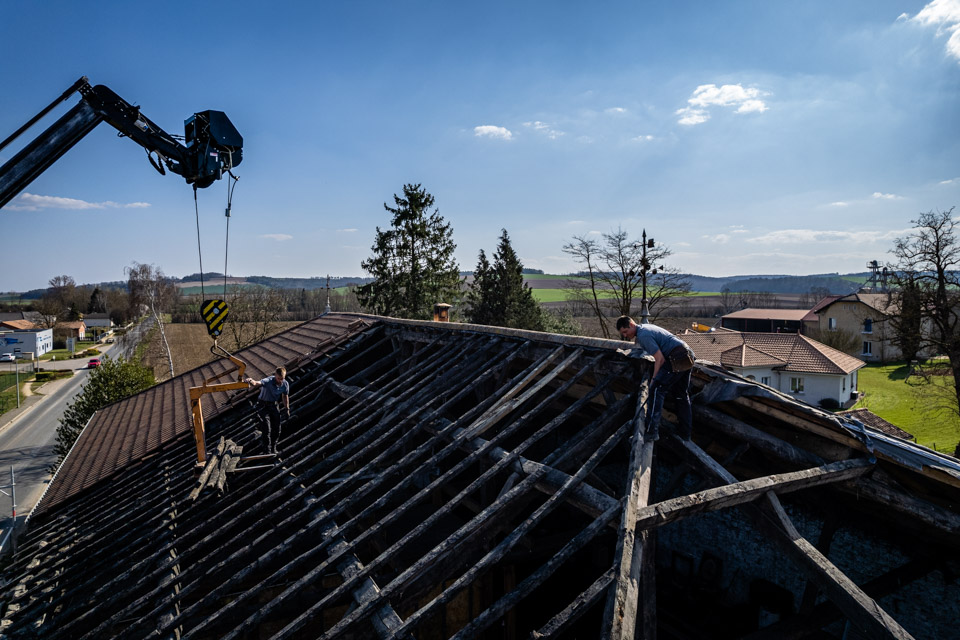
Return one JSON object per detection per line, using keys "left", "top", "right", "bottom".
{"left": 0, "top": 329, "right": 53, "bottom": 357}
{"left": 734, "top": 366, "right": 858, "bottom": 407}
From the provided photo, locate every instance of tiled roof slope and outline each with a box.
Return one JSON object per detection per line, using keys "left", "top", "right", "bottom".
{"left": 817, "top": 292, "right": 898, "bottom": 315}
{"left": 682, "top": 330, "right": 865, "bottom": 375}
{"left": 0, "top": 319, "right": 37, "bottom": 330}
{"left": 839, "top": 408, "right": 915, "bottom": 441}
{"left": 37, "top": 313, "right": 374, "bottom": 514}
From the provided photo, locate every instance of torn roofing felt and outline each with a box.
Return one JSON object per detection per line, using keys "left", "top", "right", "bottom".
{"left": 2, "top": 314, "right": 960, "bottom": 639}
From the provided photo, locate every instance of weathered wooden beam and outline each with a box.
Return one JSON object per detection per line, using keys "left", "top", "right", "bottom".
{"left": 532, "top": 568, "right": 615, "bottom": 638}
{"left": 673, "top": 438, "right": 914, "bottom": 640}
{"left": 602, "top": 374, "right": 654, "bottom": 640}
{"left": 741, "top": 555, "right": 939, "bottom": 640}
{"left": 755, "top": 493, "right": 916, "bottom": 640}
{"left": 628, "top": 458, "right": 874, "bottom": 534}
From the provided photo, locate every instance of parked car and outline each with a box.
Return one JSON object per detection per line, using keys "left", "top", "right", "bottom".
{"left": 88, "top": 358, "right": 101, "bottom": 368}
{"left": 0, "top": 353, "right": 15, "bottom": 362}
{"left": 106, "top": 337, "right": 115, "bottom": 343}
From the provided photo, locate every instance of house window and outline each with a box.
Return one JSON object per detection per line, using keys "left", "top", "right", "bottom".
{"left": 761, "top": 376, "right": 771, "bottom": 386}
{"left": 863, "top": 318, "right": 873, "bottom": 334}
{"left": 828, "top": 317, "right": 837, "bottom": 331}
{"left": 862, "top": 341, "right": 873, "bottom": 356}
{"left": 843, "top": 377, "right": 847, "bottom": 392}
{"left": 790, "top": 377, "right": 804, "bottom": 394}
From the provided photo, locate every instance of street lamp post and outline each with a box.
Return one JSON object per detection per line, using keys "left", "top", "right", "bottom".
{"left": 639, "top": 230, "right": 658, "bottom": 325}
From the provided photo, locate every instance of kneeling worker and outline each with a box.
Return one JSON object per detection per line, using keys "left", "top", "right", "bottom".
{"left": 244, "top": 367, "right": 290, "bottom": 455}
{"left": 616, "top": 316, "right": 695, "bottom": 441}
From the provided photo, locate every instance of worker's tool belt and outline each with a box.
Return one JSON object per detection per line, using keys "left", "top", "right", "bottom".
{"left": 668, "top": 346, "right": 696, "bottom": 372}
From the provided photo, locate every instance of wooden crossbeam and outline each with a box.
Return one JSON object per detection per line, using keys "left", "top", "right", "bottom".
{"left": 602, "top": 373, "right": 654, "bottom": 640}
{"left": 629, "top": 457, "right": 873, "bottom": 533}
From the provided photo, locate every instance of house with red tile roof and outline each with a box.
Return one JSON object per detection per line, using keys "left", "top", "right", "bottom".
{"left": 681, "top": 329, "right": 865, "bottom": 407}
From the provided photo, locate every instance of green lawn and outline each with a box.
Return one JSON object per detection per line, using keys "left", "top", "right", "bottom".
{"left": 854, "top": 361, "right": 960, "bottom": 453}
{"left": 531, "top": 288, "right": 721, "bottom": 303}
{"left": 40, "top": 341, "right": 101, "bottom": 361}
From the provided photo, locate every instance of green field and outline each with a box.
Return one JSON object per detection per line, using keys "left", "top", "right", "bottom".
{"left": 531, "top": 288, "right": 721, "bottom": 303}
{"left": 854, "top": 362, "right": 960, "bottom": 453}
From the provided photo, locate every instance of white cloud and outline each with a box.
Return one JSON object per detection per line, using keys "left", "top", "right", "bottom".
{"left": 630, "top": 134, "right": 655, "bottom": 142}
{"left": 588, "top": 230, "right": 603, "bottom": 236}
{"left": 566, "top": 220, "right": 586, "bottom": 225}
{"left": 5, "top": 192, "right": 151, "bottom": 211}
{"left": 731, "top": 229, "right": 749, "bottom": 234}
{"left": 261, "top": 233, "right": 293, "bottom": 241}
{"left": 474, "top": 125, "right": 513, "bottom": 140}
{"left": 703, "top": 233, "right": 731, "bottom": 244}
{"left": 523, "top": 121, "right": 565, "bottom": 139}
{"left": 676, "top": 107, "right": 710, "bottom": 126}
{"left": 337, "top": 228, "right": 358, "bottom": 233}
{"left": 830, "top": 201, "right": 850, "bottom": 207}
{"left": 745, "top": 229, "right": 906, "bottom": 244}
{"left": 674, "top": 241, "right": 692, "bottom": 247}
{"left": 872, "top": 192, "right": 902, "bottom": 200}
{"left": 909, "top": 0, "right": 960, "bottom": 62}
{"left": 605, "top": 107, "right": 627, "bottom": 114}
{"left": 940, "top": 177, "right": 959, "bottom": 184}
{"left": 677, "top": 83, "right": 768, "bottom": 125}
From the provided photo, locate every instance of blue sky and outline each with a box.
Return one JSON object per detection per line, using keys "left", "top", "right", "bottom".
{"left": 1, "top": 1, "right": 959, "bottom": 291}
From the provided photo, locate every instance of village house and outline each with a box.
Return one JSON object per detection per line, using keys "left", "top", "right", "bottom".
{"left": 681, "top": 328, "right": 865, "bottom": 408}
{"left": 813, "top": 292, "right": 899, "bottom": 362}
{"left": 52, "top": 320, "right": 86, "bottom": 343}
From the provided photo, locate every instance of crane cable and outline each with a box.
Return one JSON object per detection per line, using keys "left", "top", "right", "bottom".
{"left": 193, "top": 186, "right": 205, "bottom": 301}
{"left": 223, "top": 168, "right": 239, "bottom": 299}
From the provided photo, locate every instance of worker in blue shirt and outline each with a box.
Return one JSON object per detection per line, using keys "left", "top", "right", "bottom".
{"left": 616, "top": 316, "right": 695, "bottom": 441}
{"left": 244, "top": 366, "right": 290, "bottom": 455}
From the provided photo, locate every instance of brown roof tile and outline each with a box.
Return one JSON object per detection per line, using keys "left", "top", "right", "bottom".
{"left": 722, "top": 308, "right": 811, "bottom": 321}
{"left": 0, "top": 319, "right": 37, "bottom": 330}
{"left": 681, "top": 330, "right": 864, "bottom": 375}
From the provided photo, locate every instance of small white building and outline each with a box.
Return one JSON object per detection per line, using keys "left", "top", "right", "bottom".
{"left": 681, "top": 329, "right": 865, "bottom": 408}
{"left": 0, "top": 328, "right": 54, "bottom": 358}
{"left": 83, "top": 313, "right": 115, "bottom": 329}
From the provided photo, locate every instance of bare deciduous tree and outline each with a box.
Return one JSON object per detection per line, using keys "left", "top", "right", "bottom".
{"left": 222, "top": 286, "right": 286, "bottom": 350}
{"left": 127, "top": 263, "right": 178, "bottom": 380}
{"left": 564, "top": 228, "right": 691, "bottom": 336}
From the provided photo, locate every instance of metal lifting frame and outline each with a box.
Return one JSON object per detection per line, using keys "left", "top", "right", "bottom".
{"left": 189, "top": 343, "right": 249, "bottom": 466}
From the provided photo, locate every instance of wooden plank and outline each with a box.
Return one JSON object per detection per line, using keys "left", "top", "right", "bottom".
{"left": 602, "top": 374, "right": 654, "bottom": 640}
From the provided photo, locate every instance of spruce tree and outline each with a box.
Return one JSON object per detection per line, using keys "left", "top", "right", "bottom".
{"left": 468, "top": 229, "right": 545, "bottom": 331}
{"left": 357, "top": 184, "right": 461, "bottom": 319}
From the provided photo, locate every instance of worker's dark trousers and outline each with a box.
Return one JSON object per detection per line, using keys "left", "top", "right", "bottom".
{"left": 646, "top": 365, "right": 693, "bottom": 440}
{"left": 256, "top": 401, "right": 282, "bottom": 453}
